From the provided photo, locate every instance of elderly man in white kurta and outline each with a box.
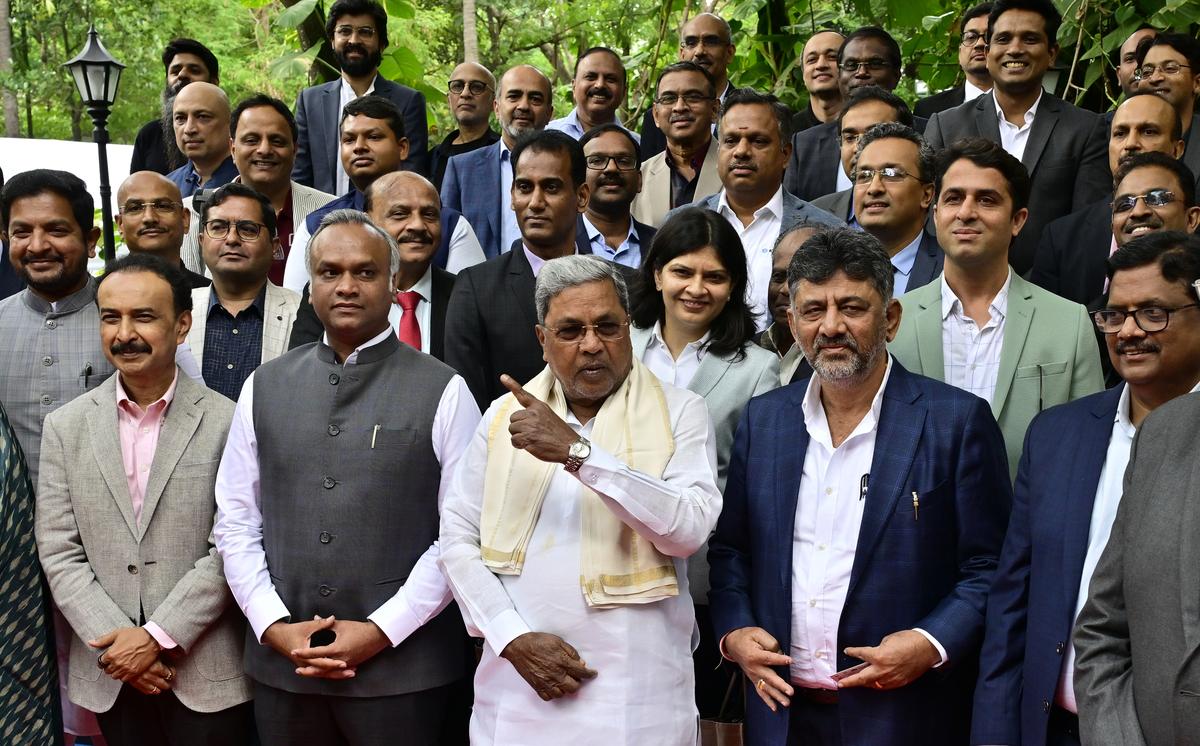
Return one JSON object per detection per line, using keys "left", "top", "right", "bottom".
{"left": 440, "top": 254, "right": 721, "bottom": 744}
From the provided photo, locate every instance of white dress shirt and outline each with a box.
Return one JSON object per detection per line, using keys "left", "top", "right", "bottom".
{"left": 640, "top": 322, "right": 709, "bottom": 389}
{"left": 439, "top": 383, "right": 720, "bottom": 745}
{"left": 995, "top": 90, "right": 1042, "bottom": 163}
{"left": 388, "top": 265, "right": 434, "bottom": 352}
{"left": 963, "top": 79, "right": 989, "bottom": 104}
{"left": 835, "top": 156, "right": 853, "bottom": 193}
{"left": 1055, "top": 379, "right": 1200, "bottom": 712}
{"left": 335, "top": 76, "right": 377, "bottom": 197}
{"left": 790, "top": 356, "right": 946, "bottom": 688}
{"left": 213, "top": 327, "right": 481, "bottom": 645}
{"left": 499, "top": 141, "right": 520, "bottom": 254}
{"left": 941, "top": 271, "right": 1012, "bottom": 404}
{"left": 715, "top": 186, "right": 784, "bottom": 329}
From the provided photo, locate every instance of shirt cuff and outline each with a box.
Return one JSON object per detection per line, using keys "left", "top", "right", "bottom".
{"left": 484, "top": 608, "right": 532, "bottom": 658}
{"left": 143, "top": 622, "right": 177, "bottom": 651}
{"left": 573, "top": 443, "right": 623, "bottom": 485}
{"left": 912, "top": 628, "right": 948, "bottom": 667}
{"left": 247, "top": 593, "right": 293, "bottom": 644}
{"left": 367, "top": 603, "right": 426, "bottom": 648}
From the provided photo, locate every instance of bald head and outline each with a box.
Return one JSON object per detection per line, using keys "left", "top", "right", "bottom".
{"left": 366, "top": 171, "right": 442, "bottom": 276}
{"left": 1109, "top": 93, "right": 1185, "bottom": 174}
{"left": 496, "top": 65, "right": 554, "bottom": 145}
{"left": 172, "top": 82, "right": 232, "bottom": 171}
{"left": 448, "top": 61, "right": 497, "bottom": 129}
{"left": 116, "top": 171, "right": 190, "bottom": 261}
{"left": 679, "top": 13, "right": 735, "bottom": 87}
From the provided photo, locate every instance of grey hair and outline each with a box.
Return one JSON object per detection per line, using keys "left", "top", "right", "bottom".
{"left": 306, "top": 209, "right": 401, "bottom": 278}
{"left": 850, "top": 122, "right": 936, "bottom": 183}
{"left": 534, "top": 255, "right": 629, "bottom": 324}
{"left": 787, "top": 227, "right": 894, "bottom": 302}
{"left": 774, "top": 218, "right": 829, "bottom": 256}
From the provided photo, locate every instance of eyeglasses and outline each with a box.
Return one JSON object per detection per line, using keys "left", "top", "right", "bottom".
{"left": 121, "top": 199, "right": 181, "bottom": 215}
{"left": 1134, "top": 61, "right": 1192, "bottom": 80}
{"left": 840, "top": 58, "right": 893, "bottom": 73}
{"left": 1092, "top": 304, "right": 1199, "bottom": 333}
{"left": 654, "top": 92, "right": 714, "bottom": 107}
{"left": 853, "top": 166, "right": 922, "bottom": 185}
{"left": 681, "top": 34, "right": 728, "bottom": 49}
{"left": 1111, "top": 189, "right": 1177, "bottom": 214}
{"left": 448, "top": 79, "right": 492, "bottom": 96}
{"left": 203, "top": 219, "right": 267, "bottom": 241}
{"left": 960, "top": 31, "right": 987, "bottom": 47}
{"left": 585, "top": 154, "right": 638, "bottom": 171}
{"left": 334, "top": 25, "right": 376, "bottom": 39}
{"left": 840, "top": 132, "right": 863, "bottom": 146}
{"left": 541, "top": 320, "right": 630, "bottom": 343}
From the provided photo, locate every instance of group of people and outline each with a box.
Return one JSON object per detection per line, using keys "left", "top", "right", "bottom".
{"left": 2, "top": 0, "right": 1200, "bottom": 744}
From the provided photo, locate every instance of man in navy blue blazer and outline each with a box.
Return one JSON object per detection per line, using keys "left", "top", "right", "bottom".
{"left": 972, "top": 230, "right": 1200, "bottom": 746}
{"left": 441, "top": 65, "right": 554, "bottom": 260}
{"left": 709, "top": 227, "right": 1011, "bottom": 746}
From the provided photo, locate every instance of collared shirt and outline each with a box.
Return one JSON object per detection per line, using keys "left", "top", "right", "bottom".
{"left": 387, "top": 265, "right": 434, "bottom": 352}
{"left": 1055, "top": 378, "right": 1200, "bottom": 712}
{"left": 115, "top": 370, "right": 181, "bottom": 650}
{"left": 500, "top": 140, "right": 521, "bottom": 254}
{"left": 335, "top": 75, "right": 378, "bottom": 196}
{"left": 995, "top": 90, "right": 1043, "bottom": 163}
{"left": 667, "top": 139, "right": 711, "bottom": 209}
{"left": 269, "top": 187, "right": 294, "bottom": 287}
{"left": 941, "top": 271, "right": 1012, "bottom": 404}
{"left": 715, "top": 186, "right": 784, "bottom": 329}
{"left": 201, "top": 284, "right": 266, "bottom": 401}
{"left": 642, "top": 322, "right": 709, "bottom": 389}
{"left": 213, "top": 331, "right": 481, "bottom": 645}
{"left": 891, "top": 231, "right": 923, "bottom": 296}
{"left": 759, "top": 323, "right": 806, "bottom": 385}
{"left": 166, "top": 156, "right": 238, "bottom": 199}
{"left": 546, "top": 107, "right": 641, "bottom": 143}
{"left": 963, "top": 79, "right": 989, "bottom": 104}
{"left": 835, "top": 156, "right": 853, "bottom": 193}
{"left": 580, "top": 214, "right": 642, "bottom": 268}
{"left": 521, "top": 243, "right": 575, "bottom": 278}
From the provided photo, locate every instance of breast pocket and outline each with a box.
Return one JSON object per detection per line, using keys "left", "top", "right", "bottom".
{"left": 894, "top": 479, "right": 951, "bottom": 520}
{"left": 1014, "top": 361, "right": 1069, "bottom": 410}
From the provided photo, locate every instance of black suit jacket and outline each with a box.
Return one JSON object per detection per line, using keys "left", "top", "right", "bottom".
{"left": 574, "top": 214, "right": 658, "bottom": 261}
{"left": 1029, "top": 198, "right": 1111, "bottom": 306}
{"left": 1184, "top": 113, "right": 1200, "bottom": 189}
{"left": 924, "top": 91, "right": 1110, "bottom": 276}
{"left": 914, "top": 85, "right": 966, "bottom": 119}
{"left": 907, "top": 231, "right": 945, "bottom": 293}
{"left": 292, "top": 76, "right": 430, "bottom": 192}
{"left": 784, "top": 117, "right": 929, "bottom": 202}
{"left": 288, "top": 266, "right": 455, "bottom": 361}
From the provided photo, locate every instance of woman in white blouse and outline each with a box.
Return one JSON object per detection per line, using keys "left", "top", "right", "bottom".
{"left": 629, "top": 206, "right": 779, "bottom": 720}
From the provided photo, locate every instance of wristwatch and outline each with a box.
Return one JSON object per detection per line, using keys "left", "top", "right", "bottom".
{"left": 564, "top": 436, "right": 592, "bottom": 473}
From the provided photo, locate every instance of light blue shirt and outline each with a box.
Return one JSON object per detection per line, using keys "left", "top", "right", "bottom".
{"left": 891, "top": 232, "right": 923, "bottom": 296}
{"left": 546, "top": 108, "right": 640, "bottom": 143}
{"left": 581, "top": 215, "right": 642, "bottom": 268}
{"left": 500, "top": 141, "right": 520, "bottom": 254}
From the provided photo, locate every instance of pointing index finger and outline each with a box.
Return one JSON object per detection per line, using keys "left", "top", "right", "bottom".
{"left": 501, "top": 374, "right": 538, "bottom": 408}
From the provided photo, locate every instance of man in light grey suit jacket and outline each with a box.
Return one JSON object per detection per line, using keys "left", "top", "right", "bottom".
{"left": 36, "top": 254, "right": 252, "bottom": 745}
{"left": 1074, "top": 389, "right": 1200, "bottom": 746}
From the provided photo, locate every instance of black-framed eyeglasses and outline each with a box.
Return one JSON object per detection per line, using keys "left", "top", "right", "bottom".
{"left": 1092, "top": 304, "right": 1200, "bottom": 333}
{"left": 540, "top": 320, "right": 630, "bottom": 343}
{"left": 203, "top": 219, "right": 267, "bottom": 241}
{"left": 840, "top": 58, "right": 893, "bottom": 72}
{"left": 960, "top": 31, "right": 987, "bottom": 47}
{"left": 1111, "top": 189, "right": 1177, "bottom": 214}
{"left": 853, "top": 166, "right": 922, "bottom": 185}
{"left": 448, "top": 79, "right": 492, "bottom": 96}
{"left": 681, "top": 34, "right": 728, "bottom": 49}
{"left": 654, "top": 92, "right": 714, "bottom": 107}
{"left": 585, "top": 154, "right": 638, "bottom": 171}
{"left": 1134, "top": 61, "right": 1192, "bottom": 81}
{"left": 334, "top": 25, "right": 376, "bottom": 39}
{"left": 121, "top": 199, "right": 181, "bottom": 215}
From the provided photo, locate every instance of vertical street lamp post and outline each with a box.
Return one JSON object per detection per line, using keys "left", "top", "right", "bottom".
{"left": 64, "top": 25, "right": 125, "bottom": 264}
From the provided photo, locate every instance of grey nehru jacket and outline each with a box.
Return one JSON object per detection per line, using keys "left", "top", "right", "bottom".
{"left": 245, "top": 334, "right": 470, "bottom": 696}
{"left": 0, "top": 277, "right": 114, "bottom": 484}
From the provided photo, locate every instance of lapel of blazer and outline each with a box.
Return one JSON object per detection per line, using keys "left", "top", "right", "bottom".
{"left": 86, "top": 381, "right": 140, "bottom": 539}
{"left": 974, "top": 93, "right": 1002, "bottom": 142}
{"left": 630, "top": 326, "right": 651, "bottom": 358}
{"left": 992, "top": 273, "right": 1036, "bottom": 419}
{"left": 1184, "top": 114, "right": 1200, "bottom": 178}
{"left": 320, "top": 83, "right": 341, "bottom": 182}
{"left": 137, "top": 377, "right": 205, "bottom": 538}
{"left": 912, "top": 282, "right": 946, "bottom": 376}
{"left": 1021, "top": 94, "right": 1061, "bottom": 176}
{"left": 642, "top": 153, "right": 671, "bottom": 223}
{"left": 262, "top": 283, "right": 288, "bottom": 363}
{"left": 430, "top": 267, "right": 453, "bottom": 360}
{"left": 909, "top": 231, "right": 942, "bottom": 289}
{"left": 1060, "top": 387, "right": 1123, "bottom": 612}
{"left": 506, "top": 246, "right": 539, "bottom": 331}
{"left": 697, "top": 139, "right": 723, "bottom": 201}
{"left": 774, "top": 386, "right": 809, "bottom": 589}
{"left": 847, "top": 365, "right": 924, "bottom": 597}
{"left": 689, "top": 349, "right": 732, "bottom": 398}
{"left": 487, "top": 142, "right": 503, "bottom": 240}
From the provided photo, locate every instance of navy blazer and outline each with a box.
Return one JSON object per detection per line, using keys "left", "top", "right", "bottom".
{"left": 292, "top": 77, "right": 430, "bottom": 192}
{"left": 441, "top": 141, "right": 504, "bottom": 259}
{"left": 971, "top": 385, "right": 1123, "bottom": 746}
{"left": 709, "top": 361, "right": 1012, "bottom": 746}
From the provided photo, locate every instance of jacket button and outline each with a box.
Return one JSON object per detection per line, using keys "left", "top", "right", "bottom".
{"left": 329, "top": 373, "right": 339, "bottom": 385}
{"left": 45, "top": 319, "right": 57, "bottom": 329}
{"left": 328, "top": 424, "right": 340, "bottom": 436}
{"left": 319, "top": 584, "right": 333, "bottom": 597}
{"left": 323, "top": 476, "right": 335, "bottom": 489}
{"left": 1042, "top": 700, "right": 1051, "bottom": 713}
{"left": 127, "top": 564, "right": 138, "bottom": 575}
{"left": 40, "top": 395, "right": 52, "bottom": 405}
{"left": 1056, "top": 641, "right": 1065, "bottom": 654}
{"left": 319, "top": 531, "right": 332, "bottom": 544}
{"left": 42, "top": 356, "right": 53, "bottom": 366}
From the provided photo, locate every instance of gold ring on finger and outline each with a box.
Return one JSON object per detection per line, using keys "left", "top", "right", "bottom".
{"left": 150, "top": 685, "right": 159, "bottom": 694}
{"left": 756, "top": 678, "right": 766, "bottom": 691}
{"left": 164, "top": 668, "right": 175, "bottom": 682}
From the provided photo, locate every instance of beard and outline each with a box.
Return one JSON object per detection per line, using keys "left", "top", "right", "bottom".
{"left": 336, "top": 45, "right": 383, "bottom": 78}
{"left": 801, "top": 327, "right": 889, "bottom": 383}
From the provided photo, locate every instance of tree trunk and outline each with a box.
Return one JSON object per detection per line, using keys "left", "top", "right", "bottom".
{"left": 279, "top": 0, "right": 339, "bottom": 83}
{"left": 462, "top": 0, "right": 479, "bottom": 63}
{"left": 0, "top": 0, "right": 19, "bottom": 136}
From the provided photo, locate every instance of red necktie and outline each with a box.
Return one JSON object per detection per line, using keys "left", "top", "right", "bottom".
{"left": 396, "top": 290, "right": 422, "bottom": 351}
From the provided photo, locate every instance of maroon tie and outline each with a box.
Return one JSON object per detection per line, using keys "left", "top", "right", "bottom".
{"left": 396, "top": 290, "right": 422, "bottom": 351}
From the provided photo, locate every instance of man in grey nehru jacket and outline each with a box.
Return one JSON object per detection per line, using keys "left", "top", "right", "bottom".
{"left": 214, "top": 208, "right": 481, "bottom": 745}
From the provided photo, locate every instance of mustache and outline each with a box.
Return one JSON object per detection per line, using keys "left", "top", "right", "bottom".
{"left": 1116, "top": 339, "right": 1160, "bottom": 355}
{"left": 1124, "top": 216, "right": 1163, "bottom": 231}
{"left": 587, "top": 87, "right": 612, "bottom": 99}
{"left": 396, "top": 229, "right": 433, "bottom": 245}
{"left": 110, "top": 340, "right": 152, "bottom": 356}
{"left": 342, "top": 42, "right": 368, "bottom": 56}
{"left": 596, "top": 173, "right": 625, "bottom": 186}
{"left": 814, "top": 334, "right": 859, "bottom": 351}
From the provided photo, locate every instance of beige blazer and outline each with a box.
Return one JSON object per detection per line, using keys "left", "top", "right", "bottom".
{"left": 631, "top": 141, "right": 722, "bottom": 227}
{"left": 35, "top": 373, "right": 251, "bottom": 714}
{"left": 187, "top": 282, "right": 300, "bottom": 371}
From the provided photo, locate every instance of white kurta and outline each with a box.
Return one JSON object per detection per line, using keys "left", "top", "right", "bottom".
{"left": 440, "top": 382, "right": 720, "bottom": 745}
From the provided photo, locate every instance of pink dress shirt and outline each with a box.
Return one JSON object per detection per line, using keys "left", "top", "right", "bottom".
{"left": 115, "top": 372, "right": 179, "bottom": 650}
